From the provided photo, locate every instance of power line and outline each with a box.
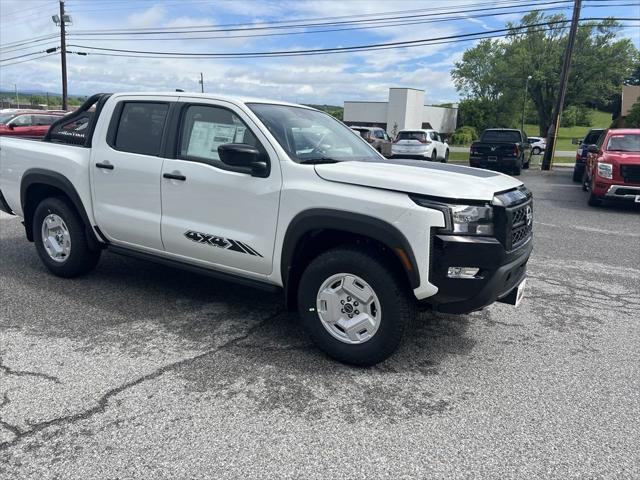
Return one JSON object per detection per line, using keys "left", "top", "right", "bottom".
{"left": 67, "top": 0, "right": 574, "bottom": 35}
{"left": 65, "top": 18, "right": 637, "bottom": 59}
{"left": 0, "top": 52, "right": 58, "bottom": 68}
{"left": 62, "top": 3, "right": 635, "bottom": 43}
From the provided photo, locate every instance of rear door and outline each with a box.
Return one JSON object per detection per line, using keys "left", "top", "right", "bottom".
{"left": 160, "top": 98, "right": 282, "bottom": 276}
{"left": 91, "top": 96, "right": 175, "bottom": 250}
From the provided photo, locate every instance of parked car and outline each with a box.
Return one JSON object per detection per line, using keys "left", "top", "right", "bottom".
{"left": 0, "top": 92, "right": 532, "bottom": 366}
{"left": 469, "top": 128, "right": 530, "bottom": 175}
{"left": 528, "top": 136, "right": 546, "bottom": 155}
{"left": 582, "top": 128, "right": 640, "bottom": 206}
{"left": 0, "top": 110, "right": 65, "bottom": 139}
{"left": 350, "top": 126, "right": 392, "bottom": 157}
{"left": 391, "top": 129, "right": 449, "bottom": 162}
{"left": 572, "top": 128, "right": 605, "bottom": 183}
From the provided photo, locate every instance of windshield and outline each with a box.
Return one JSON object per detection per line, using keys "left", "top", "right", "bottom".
{"left": 0, "top": 113, "right": 17, "bottom": 124}
{"left": 606, "top": 134, "right": 640, "bottom": 152}
{"left": 481, "top": 130, "right": 521, "bottom": 143}
{"left": 248, "top": 103, "right": 381, "bottom": 163}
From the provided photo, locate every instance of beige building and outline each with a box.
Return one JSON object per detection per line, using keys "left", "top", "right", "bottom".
{"left": 621, "top": 84, "right": 640, "bottom": 116}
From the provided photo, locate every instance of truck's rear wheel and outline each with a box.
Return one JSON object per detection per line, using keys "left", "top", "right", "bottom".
{"left": 33, "top": 197, "right": 101, "bottom": 278}
{"left": 297, "top": 247, "right": 413, "bottom": 366}
{"left": 431, "top": 150, "right": 437, "bottom": 162}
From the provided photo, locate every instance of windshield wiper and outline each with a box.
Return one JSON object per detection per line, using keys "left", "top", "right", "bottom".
{"left": 298, "top": 157, "right": 342, "bottom": 165}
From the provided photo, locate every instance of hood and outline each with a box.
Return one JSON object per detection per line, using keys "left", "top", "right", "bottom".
{"left": 314, "top": 159, "right": 522, "bottom": 201}
{"left": 603, "top": 151, "right": 640, "bottom": 165}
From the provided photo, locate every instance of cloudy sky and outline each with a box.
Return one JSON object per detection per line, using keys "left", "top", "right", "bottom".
{"left": 1, "top": 0, "right": 638, "bottom": 106}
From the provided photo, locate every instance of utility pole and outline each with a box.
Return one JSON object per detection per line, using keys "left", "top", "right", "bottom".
{"left": 46, "top": 92, "right": 50, "bottom": 109}
{"left": 14, "top": 84, "right": 19, "bottom": 108}
{"left": 541, "top": 0, "right": 581, "bottom": 171}
{"left": 59, "top": 0, "right": 68, "bottom": 111}
{"left": 199, "top": 72, "right": 204, "bottom": 93}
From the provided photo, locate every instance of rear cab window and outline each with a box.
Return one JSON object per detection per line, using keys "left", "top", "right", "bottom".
{"left": 480, "top": 130, "right": 522, "bottom": 143}
{"left": 397, "top": 131, "right": 427, "bottom": 142}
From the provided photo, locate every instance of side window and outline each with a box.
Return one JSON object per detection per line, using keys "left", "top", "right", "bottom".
{"left": 12, "top": 115, "right": 32, "bottom": 126}
{"left": 373, "top": 130, "right": 384, "bottom": 139}
{"left": 114, "top": 102, "right": 168, "bottom": 156}
{"left": 179, "top": 105, "right": 262, "bottom": 164}
{"left": 35, "top": 115, "right": 57, "bottom": 126}
{"left": 430, "top": 131, "right": 438, "bottom": 141}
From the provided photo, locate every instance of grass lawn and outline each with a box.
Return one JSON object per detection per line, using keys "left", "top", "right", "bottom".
{"left": 523, "top": 109, "right": 612, "bottom": 151}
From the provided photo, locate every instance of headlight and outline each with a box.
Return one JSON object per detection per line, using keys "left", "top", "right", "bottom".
{"left": 597, "top": 162, "right": 612, "bottom": 179}
{"left": 450, "top": 204, "right": 494, "bottom": 235}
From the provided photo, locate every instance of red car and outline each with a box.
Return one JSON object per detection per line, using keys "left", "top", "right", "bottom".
{"left": 583, "top": 128, "right": 640, "bottom": 206}
{"left": 0, "top": 110, "right": 65, "bottom": 138}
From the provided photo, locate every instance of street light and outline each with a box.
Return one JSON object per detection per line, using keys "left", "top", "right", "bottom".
{"left": 521, "top": 75, "right": 532, "bottom": 133}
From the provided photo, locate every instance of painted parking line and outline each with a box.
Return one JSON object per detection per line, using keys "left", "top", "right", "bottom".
{"left": 535, "top": 221, "right": 640, "bottom": 238}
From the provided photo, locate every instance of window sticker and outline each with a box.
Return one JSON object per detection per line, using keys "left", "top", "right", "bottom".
{"left": 187, "top": 121, "right": 240, "bottom": 160}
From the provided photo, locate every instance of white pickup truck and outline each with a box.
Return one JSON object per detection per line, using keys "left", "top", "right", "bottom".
{"left": 0, "top": 93, "right": 533, "bottom": 365}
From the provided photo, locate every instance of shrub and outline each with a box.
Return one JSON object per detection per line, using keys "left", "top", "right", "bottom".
{"left": 624, "top": 101, "right": 640, "bottom": 128}
{"left": 450, "top": 126, "right": 479, "bottom": 145}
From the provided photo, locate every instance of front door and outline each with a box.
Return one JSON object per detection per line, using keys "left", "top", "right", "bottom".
{"left": 160, "top": 99, "right": 282, "bottom": 276}
{"left": 91, "top": 97, "right": 174, "bottom": 251}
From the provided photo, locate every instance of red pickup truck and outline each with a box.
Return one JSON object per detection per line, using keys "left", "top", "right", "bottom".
{"left": 583, "top": 128, "right": 640, "bottom": 206}
{"left": 0, "top": 110, "right": 65, "bottom": 139}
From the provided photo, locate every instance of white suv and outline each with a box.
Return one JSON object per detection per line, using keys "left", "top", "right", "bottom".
{"left": 391, "top": 129, "right": 449, "bottom": 162}
{"left": 528, "top": 136, "right": 546, "bottom": 155}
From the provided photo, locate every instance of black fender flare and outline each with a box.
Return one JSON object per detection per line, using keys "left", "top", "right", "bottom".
{"left": 281, "top": 209, "right": 420, "bottom": 291}
{"left": 20, "top": 168, "right": 102, "bottom": 249}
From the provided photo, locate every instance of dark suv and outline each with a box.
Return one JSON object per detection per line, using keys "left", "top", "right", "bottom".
{"left": 572, "top": 128, "right": 605, "bottom": 183}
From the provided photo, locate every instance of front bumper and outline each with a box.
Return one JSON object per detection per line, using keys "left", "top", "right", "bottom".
{"left": 604, "top": 184, "right": 640, "bottom": 201}
{"left": 423, "top": 234, "right": 533, "bottom": 314}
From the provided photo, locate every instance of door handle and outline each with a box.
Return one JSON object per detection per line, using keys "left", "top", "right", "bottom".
{"left": 95, "top": 162, "right": 114, "bottom": 170}
{"left": 163, "top": 172, "right": 186, "bottom": 181}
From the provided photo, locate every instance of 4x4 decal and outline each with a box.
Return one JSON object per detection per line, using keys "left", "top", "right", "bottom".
{"left": 184, "top": 230, "right": 262, "bottom": 257}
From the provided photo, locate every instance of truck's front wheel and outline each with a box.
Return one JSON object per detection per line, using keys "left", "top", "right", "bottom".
{"left": 33, "top": 197, "right": 101, "bottom": 278}
{"left": 297, "top": 247, "right": 413, "bottom": 366}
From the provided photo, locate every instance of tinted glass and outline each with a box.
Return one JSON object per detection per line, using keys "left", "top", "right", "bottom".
{"left": 397, "top": 131, "right": 426, "bottom": 142}
{"left": 480, "top": 130, "right": 521, "bottom": 142}
{"left": 606, "top": 134, "right": 639, "bottom": 152}
{"left": 114, "top": 102, "right": 168, "bottom": 155}
{"left": 34, "top": 115, "right": 58, "bottom": 125}
{"left": 373, "top": 130, "right": 385, "bottom": 139}
{"left": 249, "top": 103, "right": 381, "bottom": 163}
{"left": 180, "top": 105, "right": 261, "bottom": 163}
{"left": 584, "top": 129, "right": 604, "bottom": 145}
{"left": 12, "top": 115, "right": 32, "bottom": 126}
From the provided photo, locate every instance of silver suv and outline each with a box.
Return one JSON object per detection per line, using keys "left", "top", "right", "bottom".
{"left": 350, "top": 126, "right": 392, "bottom": 157}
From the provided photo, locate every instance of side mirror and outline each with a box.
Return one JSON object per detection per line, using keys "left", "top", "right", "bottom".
{"left": 571, "top": 138, "right": 580, "bottom": 145}
{"left": 587, "top": 144, "right": 599, "bottom": 154}
{"left": 7, "top": 124, "right": 15, "bottom": 130}
{"left": 218, "top": 143, "right": 269, "bottom": 178}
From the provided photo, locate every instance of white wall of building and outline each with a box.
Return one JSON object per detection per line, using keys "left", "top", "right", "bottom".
{"left": 343, "top": 88, "right": 458, "bottom": 135}
{"left": 422, "top": 106, "right": 458, "bottom": 134}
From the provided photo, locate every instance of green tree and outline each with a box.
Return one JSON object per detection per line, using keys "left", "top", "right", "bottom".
{"left": 452, "top": 12, "right": 637, "bottom": 136}
{"left": 625, "top": 101, "right": 640, "bottom": 128}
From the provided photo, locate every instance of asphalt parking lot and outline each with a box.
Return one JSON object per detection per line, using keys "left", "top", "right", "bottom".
{"left": 1, "top": 168, "right": 639, "bottom": 479}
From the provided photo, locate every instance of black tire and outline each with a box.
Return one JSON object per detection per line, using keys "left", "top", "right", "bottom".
{"left": 33, "top": 197, "right": 101, "bottom": 278}
{"left": 572, "top": 166, "right": 582, "bottom": 183}
{"left": 297, "top": 247, "right": 414, "bottom": 366}
{"left": 523, "top": 157, "right": 530, "bottom": 169}
{"left": 442, "top": 150, "right": 449, "bottom": 163}
{"left": 532, "top": 147, "right": 541, "bottom": 155}
{"left": 431, "top": 150, "right": 437, "bottom": 162}
{"left": 512, "top": 161, "right": 522, "bottom": 176}
{"left": 588, "top": 191, "right": 602, "bottom": 207}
